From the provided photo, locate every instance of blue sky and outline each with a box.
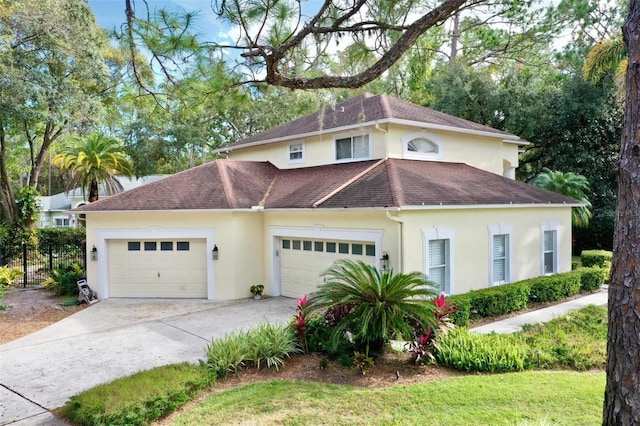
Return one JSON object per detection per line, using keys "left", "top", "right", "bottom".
{"left": 87, "top": 0, "right": 223, "bottom": 40}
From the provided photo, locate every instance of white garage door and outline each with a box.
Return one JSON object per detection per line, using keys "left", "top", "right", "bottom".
{"left": 108, "top": 239, "right": 207, "bottom": 298}
{"left": 280, "top": 238, "right": 377, "bottom": 298}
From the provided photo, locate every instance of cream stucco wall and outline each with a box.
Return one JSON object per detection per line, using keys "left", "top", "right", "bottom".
{"left": 84, "top": 204, "right": 572, "bottom": 300}
{"left": 398, "top": 206, "right": 572, "bottom": 294}
{"left": 228, "top": 123, "right": 520, "bottom": 176}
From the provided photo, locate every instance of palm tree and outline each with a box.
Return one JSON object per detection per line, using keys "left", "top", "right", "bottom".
{"left": 308, "top": 260, "right": 437, "bottom": 356}
{"left": 52, "top": 133, "right": 133, "bottom": 202}
{"left": 583, "top": 35, "right": 627, "bottom": 99}
{"left": 532, "top": 168, "right": 592, "bottom": 228}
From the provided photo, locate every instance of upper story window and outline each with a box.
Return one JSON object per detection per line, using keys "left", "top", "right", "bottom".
{"left": 335, "top": 134, "right": 370, "bottom": 161}
{"left": 402, "top": 131, "right": 443, "bottom": 161}
{"left": 288, "top": 142, "right": 304, "bottom": 164}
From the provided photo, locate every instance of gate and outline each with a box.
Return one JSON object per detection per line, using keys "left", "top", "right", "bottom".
{"left": 0, "top": 243, "right": 86, "bottom": 287}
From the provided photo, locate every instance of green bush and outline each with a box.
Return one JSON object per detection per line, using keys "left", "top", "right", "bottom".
{"left": 466, "top": 282, "right": 530, "bottom": 320}
{"left": 581, "top": 250, "right": 613, "bottom": 268}
{"left": 578, "top": 267, "right": 607, "bottom": 292}
{"left": 447, "top": 294, "right": 471, "bottom": 327}
{"left": 204, "top": 322, "right": 300, "bottom": 379}
{"left": 37, "top": 227, "right": 85, "bottom": 251}
{"left": 43, "top": 263, "right": 85, "bottom": 296}
{"left": 435, "top": 328, "right": 529, "bottom": 373}
{"left": 61, "top": 363, "right": 211, "bottom": 426}
{"left": 528, "top": 272, "right": 581, "bottom": 303}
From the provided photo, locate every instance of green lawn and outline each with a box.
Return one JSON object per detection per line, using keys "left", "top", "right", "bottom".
{"left": 171, "top": 371, "right": 604, "bottom": 425}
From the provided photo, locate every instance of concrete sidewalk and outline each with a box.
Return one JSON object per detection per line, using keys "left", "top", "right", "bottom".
{"left": 470, "top": 286, "right": 608, "bottom": 334}
{"left": 0, "top": 297, "right": 297, "bottom": 425}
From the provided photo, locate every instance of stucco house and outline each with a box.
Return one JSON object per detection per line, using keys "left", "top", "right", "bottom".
{"left": 75, "top": 93, "right": 578, "bottom": 301}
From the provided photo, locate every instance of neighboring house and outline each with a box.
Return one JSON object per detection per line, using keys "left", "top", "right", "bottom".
{"left": 75, "top": 93, "right": 579, "bottom": 301}
{"left": 38, "top": 176, "right": 167, "bottom": 228}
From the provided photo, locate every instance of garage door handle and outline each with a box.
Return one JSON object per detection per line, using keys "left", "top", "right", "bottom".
{"left": 158, "top": 272, "right": 160, "bottom": 277}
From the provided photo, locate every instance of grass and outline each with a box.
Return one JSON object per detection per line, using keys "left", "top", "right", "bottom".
{"left": 61, "top": 363, "right": 212, "bottom": 425}
{"left": 171, "top": 371, "right": 605, "bottom": 425}
{"left": 61, "top": 306, "right": 609, "bottom": 425}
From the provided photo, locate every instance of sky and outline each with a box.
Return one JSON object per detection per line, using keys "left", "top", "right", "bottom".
{"left": 87, "top": 0, "right": 224, "bottom": 40}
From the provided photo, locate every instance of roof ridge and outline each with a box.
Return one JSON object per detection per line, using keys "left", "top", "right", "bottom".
{"left": 386, "top": 159, "right": 405, "bottom": 206}
{"left": 216, "top": 160, "right": 236, "bottom": 208}
{"left": 312, "top": 159, "right": 386, "bottom": 208}
{"left": 378, "top": 94, "right": 392, "bottom": 118}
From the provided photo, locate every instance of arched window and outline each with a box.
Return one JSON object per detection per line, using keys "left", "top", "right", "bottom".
{"left": 407, "top": 137, "right": 438, "bottom": 154}
{"left": 402, "top": 131, "right": 443, "bottom": 160}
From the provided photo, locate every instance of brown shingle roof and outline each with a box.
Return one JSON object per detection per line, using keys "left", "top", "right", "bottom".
{"left": 74, "top": 159, "right": 578, "bottom": 212}
{"left": 228, "top": 93, "right": 516, "bottom": 149}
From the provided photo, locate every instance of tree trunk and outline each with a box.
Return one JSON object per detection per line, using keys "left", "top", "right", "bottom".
{"left": 0, "top": 127, "right": 17, "bottom": 224}
{"left": 88, "top": 179, "right": 99, "bottom": 202}
{"left": 603, "top": 1, "right": 640, "bottom": 423}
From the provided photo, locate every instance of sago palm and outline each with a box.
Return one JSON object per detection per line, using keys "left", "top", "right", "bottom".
{"left": 532, "top": 168, "right": 592, "bottom": 228}
{"left": 308, "top": 260, "right": 437, "bottom": 356}
{"left": 53, "top": 133, "right": 133, "bottom": 202}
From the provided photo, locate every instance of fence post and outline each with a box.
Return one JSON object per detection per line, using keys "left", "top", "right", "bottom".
{"left": 48, "top": 244, "right": 53, "bottom": 272}
{"left": 22, "top": 243, "right": 27, "bottom": 288}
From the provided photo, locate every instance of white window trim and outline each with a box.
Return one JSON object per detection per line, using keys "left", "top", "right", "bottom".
{"left": 541, "top": 221, "right": 560, "bottom": 276}
{"left": 422, "top": 226, "right": 455, "bottom": 295}
{"left": 288, "top": 141, "right": 305, "bottom": 164}
{"left": 334, "top": 131, "right": 373, "bottom": 163}
{"left": 488, "top": 223, "right": 513, "bottom": 286}
{"left": 402, "top": 130, "right": 443, "bottom": 161}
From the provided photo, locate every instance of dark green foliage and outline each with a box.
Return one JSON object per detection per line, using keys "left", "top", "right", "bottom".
{"left": 528, "top": 272, "right": 581, "bottom": 303}
{"left": 44, "top": 263, "right": 85, "bottom": 296}
{"left": 15, "top": 186, "right": 40, "bottom": 227}
{"left": 446, "top": 294, "right": 471, "bottom": 327}
{"left": 61, "top": 363, "right": 211, "bottom": 426}
{"left": 579, "top": 266, "right": 608, "bottom": 292}
{"left": 304, "top": 315, "right": 355, "bottom": 359}
{"left": 466, "top": 282, "right": 531, "bottom": 320}
{"left": 308, "top": 260, "right": 437, "bottom": 356}
{"left": 580, "top": 250, "right": 613, "bottom": 268}
{"left": 37, "top": 228, "right": 86, "bottom": 249}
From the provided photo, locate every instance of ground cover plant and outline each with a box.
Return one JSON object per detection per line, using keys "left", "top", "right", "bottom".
{"left": 61, "top": 363, "right": 211, "bottom": 426}
{"left": 435, "top": 305, "right": 607, "bottom": 372}
{"left": 168, "top": 371, "right": 605, "bottom": 425}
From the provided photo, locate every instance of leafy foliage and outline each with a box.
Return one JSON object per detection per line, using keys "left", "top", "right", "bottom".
{"left": 43, "top": 263, "right": 85, "bottom": 296}
{"left": 204, "top": 322, "right": 300, "bottom": 379}
{"left": 532, "top": 168, "right": 593, "bottom": 227}
{"left": 53, "top": 133, "right": 133, "bottom": 202}
{"left": 309, "top": 260, "right": 437, "bottom": 356}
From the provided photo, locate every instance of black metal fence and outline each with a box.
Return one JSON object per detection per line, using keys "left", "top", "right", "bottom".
{"left": 0, "top": 243, "right": 86, "bottom": 287}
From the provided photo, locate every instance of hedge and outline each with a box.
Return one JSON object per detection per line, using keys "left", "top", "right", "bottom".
{"left": 579, "top": 266, "right": 608, "bottom": 292}
{"left": 581, "top": 250, "right": 613, "bottom": 268}
{"left": 448, "top": 268, "right": 601, "bottom": 327}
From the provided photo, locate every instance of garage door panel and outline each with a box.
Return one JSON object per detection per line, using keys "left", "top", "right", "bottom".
{"left": 108, "top": 239, "right": 207, "bottom": 298}
{"left": 280, "top": 238, "right": 376, "bottom": 299}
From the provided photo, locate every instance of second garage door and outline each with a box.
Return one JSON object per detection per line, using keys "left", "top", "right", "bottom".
{"left": 108, "top": 239, "right": 207, "bottom": 298}
{"left": 280, "top": 238, "right": 377, "bottom": 298}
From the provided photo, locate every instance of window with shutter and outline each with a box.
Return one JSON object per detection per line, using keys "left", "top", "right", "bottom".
{"left": 492, "top": 234, "right": 509, "bottom": 285}
{"left": 543, "top": 230, "right": 556, "bottom": 274}
{"left": 428, "top": 239, "right": 449, "bottom": 293}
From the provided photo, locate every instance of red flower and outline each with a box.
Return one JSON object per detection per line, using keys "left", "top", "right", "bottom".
{"left": 434, "top": 294, "right": 446, "bottom": 309}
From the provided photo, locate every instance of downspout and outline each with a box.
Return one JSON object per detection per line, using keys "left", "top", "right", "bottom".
{"left": 386, "top": 209, "right": 404, "bottom": 272}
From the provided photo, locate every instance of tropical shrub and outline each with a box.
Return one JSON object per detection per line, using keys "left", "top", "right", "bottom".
{"left": 290, "top": 295, "right": 313, "bottom": 353}
{"left": 308, "top": 260, "right": 437, "bottom": 356}
{"left": 37, "top": 227, "right": 86, "bottom": 249}
{"left": 204, "top": 322, "right": 300, "bottom": 379}
{"left": 0, "top": 266, "right": 22, "bottom": 288}
{"left": 43, "top": 263, "right": 85, "bottom": 296}
{"left": 407, "top": 294, "right": 457, "bottom": 365}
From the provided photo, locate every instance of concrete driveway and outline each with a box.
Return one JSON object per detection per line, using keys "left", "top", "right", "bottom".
{"left": 0, "top": 297, "right": 297, "bottom": 425}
